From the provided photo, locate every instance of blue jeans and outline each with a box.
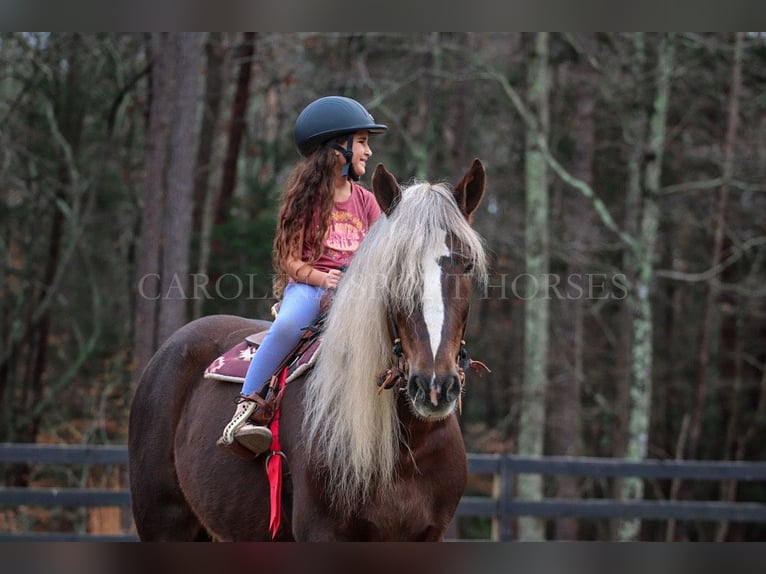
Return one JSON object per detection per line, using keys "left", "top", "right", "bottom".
{"left": 241, "top": 282, "right": 325, "bottom": 396}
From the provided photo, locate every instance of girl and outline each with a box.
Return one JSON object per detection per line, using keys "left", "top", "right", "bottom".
{"left": 217, "top": 96, "right": 387, "bottom": 457}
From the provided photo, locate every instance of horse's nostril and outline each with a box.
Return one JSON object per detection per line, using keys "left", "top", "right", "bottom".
{"left": 407, "top": 376, "right": 426, "bottom": 401}
{"left": 444, "top": 375, "right": 461, "bottom": 402}
{"left": 408, "top": 374, "right": 460, "bottom": 406}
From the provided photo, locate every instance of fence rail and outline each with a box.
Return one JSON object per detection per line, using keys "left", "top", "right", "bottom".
{"left": 2, "top": 443, "right": 766, "bottom": 541}
{"left": 459, "top": 453, "right": 766, "bottom": 540}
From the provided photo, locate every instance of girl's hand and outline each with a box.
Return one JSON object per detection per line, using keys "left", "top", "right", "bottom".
{"left": 322, "top": 268, "right": 342, "bottom": 290}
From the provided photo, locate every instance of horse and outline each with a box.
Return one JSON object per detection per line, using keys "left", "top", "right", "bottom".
{"left": 128, "top": 159, "right": 488, "bottom": 541}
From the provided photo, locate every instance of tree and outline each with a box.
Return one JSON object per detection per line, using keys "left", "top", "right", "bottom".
{"left": 132, "top": 33, "right": 175, "bottom": 382}
{"left": 689, "top": 32, "right": 743, "bottom": 462}
{"left": 549, "top": 34, "right": 598, "bottom": 540}
{"left": 214, "top": 32, "right": 255, "bottom": 229}
{"left": 157, "top": 33, "right": 203, "bottom": 345}
{"left": 0, "top": 34, "right": 89, "bottom": 446}
{"left": 192, "top": 32, "right": 227, "bottom": 319}
{"left": 517, "top": 32, "right": 551, "bottom": 541}
{"left": 132, "top": 33, "right": 202, "bottom": 380}
{"left": 618, "top": 33, "right": 675, "bottom": 541}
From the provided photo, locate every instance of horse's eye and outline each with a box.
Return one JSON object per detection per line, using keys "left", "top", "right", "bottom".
{"left": 464, "top": 262, "right": 474, "bottom": 274}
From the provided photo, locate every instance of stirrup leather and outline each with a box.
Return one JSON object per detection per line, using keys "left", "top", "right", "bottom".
{"left": 219, "top": 398, "right": 257, "bottom": 446}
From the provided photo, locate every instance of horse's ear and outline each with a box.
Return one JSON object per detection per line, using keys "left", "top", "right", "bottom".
{"left": 372, "top": 163, "right": 401, "bottom": 215}
{"left": 453, "top": 158, "right": 485, "bottom": 223}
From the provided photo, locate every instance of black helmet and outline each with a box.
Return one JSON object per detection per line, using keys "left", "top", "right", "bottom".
{"left": 294, "top": 96, "right": 387, "bottom": 157}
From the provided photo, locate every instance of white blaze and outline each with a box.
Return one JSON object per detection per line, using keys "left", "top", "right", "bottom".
{"left": 422, "top": 232, "right": 449, "bottom": 363}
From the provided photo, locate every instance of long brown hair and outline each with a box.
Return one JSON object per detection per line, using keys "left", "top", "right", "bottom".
{"left": 272, "top": 146, "right": 338, "bottom": 298}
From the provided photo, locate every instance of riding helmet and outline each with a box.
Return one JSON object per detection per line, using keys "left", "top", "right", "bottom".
{"left": 294, "top": 96, "right": 387, "bottom": 157}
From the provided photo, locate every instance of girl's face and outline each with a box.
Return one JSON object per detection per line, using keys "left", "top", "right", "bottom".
{"left": 336, "top": 130, "right": 372, "bottom": 178}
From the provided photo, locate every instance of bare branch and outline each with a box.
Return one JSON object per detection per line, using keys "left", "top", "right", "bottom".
{"left": 656, "top": 236, "right": 766, "bottom": 283}
{"left": 662, "top": 177, "right": 766, "bottom": 195}
{"left": 466, "top": 53, "right": 639, "bottom": 256}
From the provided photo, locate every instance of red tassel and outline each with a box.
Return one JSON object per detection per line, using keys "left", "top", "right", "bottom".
{"left": 267, "top": 368, "right": 287, "bottom": 539}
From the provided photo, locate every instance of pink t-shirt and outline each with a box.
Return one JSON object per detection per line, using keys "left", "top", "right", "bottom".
{"left": 305, "top": 182, "right": 382, "bottom": 273}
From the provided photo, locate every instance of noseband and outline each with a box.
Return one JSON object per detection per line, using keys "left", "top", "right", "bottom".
{"left": 376, "top": 307, "right": 490, "bottom": 410}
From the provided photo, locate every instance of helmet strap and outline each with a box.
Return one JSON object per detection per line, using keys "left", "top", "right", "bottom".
{"left": 330, "top": 134, "right": 359, "bottom": 181}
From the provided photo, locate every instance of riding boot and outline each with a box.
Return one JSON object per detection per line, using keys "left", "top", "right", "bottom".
{"left": 216, "top": 393, "right": 273, "bottom": 458}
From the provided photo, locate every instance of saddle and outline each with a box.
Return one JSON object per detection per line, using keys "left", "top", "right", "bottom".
{"left": 203, "top": 325, "right": 322, "bottom": 387}
{"left": 204, "top": 314, "right": 326, "bottom": 384}
{"left": 204, "top": 293, "right": 332, "bottom": 421}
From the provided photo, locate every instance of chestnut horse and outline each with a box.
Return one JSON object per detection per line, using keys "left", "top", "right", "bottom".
{"left": 128, "top": 160, "right": 488, "bottom": 541}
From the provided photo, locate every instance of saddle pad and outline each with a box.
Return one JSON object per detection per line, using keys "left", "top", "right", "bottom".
{"left": 204, "top": 331, "right": 321, "bottom": 384}
{"left": 203, "top": 339, "right": 257, "bottom": 383}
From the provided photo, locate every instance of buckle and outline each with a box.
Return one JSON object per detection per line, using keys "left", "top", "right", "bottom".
{"left": 265, "top": 450, "right": 287, "bottom": 466}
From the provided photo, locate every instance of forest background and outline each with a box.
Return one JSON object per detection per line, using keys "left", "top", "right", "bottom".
{"left": 0, "top": 32, "right": 764, "bottom": 541}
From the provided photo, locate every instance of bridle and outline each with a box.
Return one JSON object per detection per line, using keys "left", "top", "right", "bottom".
{"left": 376, "top": 309, "right": 409, "bottom": 393}
{"left": 376, "top": 305, "right": 490, "bottom": 412}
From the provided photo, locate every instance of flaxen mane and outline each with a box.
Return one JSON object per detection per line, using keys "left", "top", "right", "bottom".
{"left": 302, "top": 181, "right": 487, "bottom": 515}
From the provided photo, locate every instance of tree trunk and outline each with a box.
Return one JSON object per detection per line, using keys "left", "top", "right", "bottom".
{"left": 132, "top": 33, "right": 174, "bottom": 385}
{"left": 618, "top": 33, "right": 674, "bottom": 541}
{"left": 214, "top": 32, "right": 255, "bottom": 228}
{"left": 517, "top": 32, "right": 550, "bottom": 541}
{"left": 192, "top": 32, "right": 226, "bottom": 319}
{"left": 710, "top": 31, "right": 744, "bottom": 541}
{"left": 550, "top": 44, "right": 596, "bottom": 540}
{"left": 612, "top": 33, "right": 647, "bottom": 538}
{"left": 157, "top": 33, "right": 203, "bottom": 345}
{"left": 688, "top": 31, "right": 743, "bottom": 461}
{"left": 615, "top": 33, "right": 647, "bottom": 460}
{"left": 408, "top": 32, "right": 444, "bottom": 180}
{"left": 193, "top": 33, "right": 225, "bottom": 233}
{"left": 448, "top": 33, "right": 474, "bottom": 182}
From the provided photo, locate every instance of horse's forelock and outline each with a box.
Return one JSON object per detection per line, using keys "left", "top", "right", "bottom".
{"left": 383, "top": 182, "right": 487, "bottom": 310}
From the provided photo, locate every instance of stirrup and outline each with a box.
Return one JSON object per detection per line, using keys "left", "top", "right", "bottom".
{"left": 235, "top": 422, "right": 272, "bottom": 456}
{"left": 217, "top": 395, "right": 273, "bottom": 458}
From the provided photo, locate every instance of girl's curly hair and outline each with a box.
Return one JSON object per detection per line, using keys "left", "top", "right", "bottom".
{"left": 272, "top": 146, "right": 338, "bottom": 299}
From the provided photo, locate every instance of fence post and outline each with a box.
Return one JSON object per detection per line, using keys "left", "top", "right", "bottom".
{"left": 491, "top": 454, "right": 513, "bottom": 541}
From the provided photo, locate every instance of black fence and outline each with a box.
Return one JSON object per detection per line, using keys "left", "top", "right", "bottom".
{"left": 0, "top": 443, "right": 134, "bottom": 541}
{"left": 2, "top": 443, "right": 766, "bottom": 541}
{"left": 458, "top": 453, "right": 766, "bottom": 540}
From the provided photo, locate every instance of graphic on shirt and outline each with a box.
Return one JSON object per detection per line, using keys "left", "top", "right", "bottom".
{"left": 323, "top": 210, "right": 366, "bottom": 265}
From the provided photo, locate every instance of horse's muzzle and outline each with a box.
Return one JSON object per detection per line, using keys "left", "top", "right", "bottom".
{"left": 407, "top": 373, "right": 460, "bottom": 419}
